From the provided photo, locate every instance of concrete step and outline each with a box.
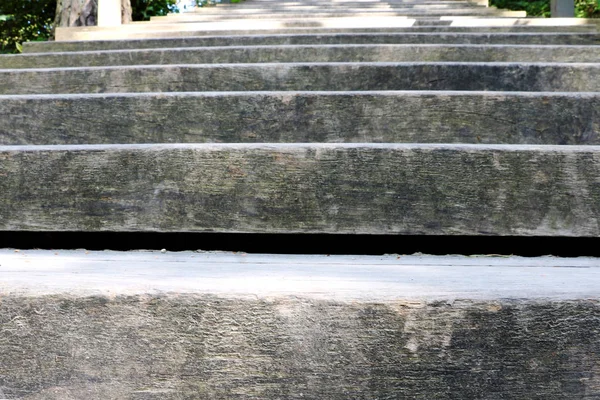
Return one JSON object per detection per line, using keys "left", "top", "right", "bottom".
{"left": 3, "top": 0, "right": 599, "bottom": 394}
{"left": 241, "top": 0, "right": 488, "bottom": 4}
{"left": 147, "top": 10, "right": 527, "bottom": 21}
{"left": 1, "top": 62, "right": 598, "bottom": 94}
{"left": 1, "top": 250, "right": 598, "bottom": 399}
{"left": 1, "top": 91, "right": 597, "bottom": 146}
{"left": 44, "top": 25, "right": 599, "bottom": 44}
{"left": 161, "top": 6, "right": 495, "bottom": 16}
{"left": 5, "top": 44, "right": 600, "bottom": 69}
{"left": 28, "top": 32, "right": 600, "bottom": 53}
{"left": 186, "top": 4, "right": 486, "bottom": 12}
{"left": 2, "top": 143, "right": 600, "bottom": 236}
{"left": 183, "top": 3, "right": 488, "bottom": 12}
{"left": 52, "top": 18, "right": 600, "bottom": 41}
{"left": 221, "top": 0, "right": 490, "bottom": 5}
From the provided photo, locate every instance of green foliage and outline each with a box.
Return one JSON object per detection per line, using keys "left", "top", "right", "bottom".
{"left": 131, "top": 0, "right": 179, "bottom": 21}
{"left": 0, "top": 0, "right": 179, "bottom": 53}
{"left": 575, "top": 0, "right": 600, "bottom": 17}
{"left": 490, "top": 0, "right": 550, "bottom": 16}
{"left": 0, "top": 0, "right": 55, "bottom": 53}
{"left": 490, "top": 0, "right": 600, "bottom": 17}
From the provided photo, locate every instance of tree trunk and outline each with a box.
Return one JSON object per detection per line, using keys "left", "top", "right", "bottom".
{"left": 122, "top": 0, "right": 132, "bottom": 24}
{"left": 54, "top": 0, "right": 97, "bottom": 27}
{"left": 54, "top": 0, "right": 131, "bottom": 28}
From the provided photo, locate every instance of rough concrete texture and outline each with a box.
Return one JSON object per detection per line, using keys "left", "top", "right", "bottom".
{"left": 146, "top": 9, "right": 525, "bottom": 19}
{"left": 174, "top": 4, "right": 487, "bottom": 12}
{"left": 22, "top": 32, "right": 600, "bottom": 53}
{"left": 0, "top": 250, "right": 599, "bottom": 399}
{"left": 4, "top": 44, "right": 600, "bottom": 69}
{"left": 1, "top": 63, "right": 599, "bottom": 94}
{"left": 34, "top": 25, "right": 598, "bottom": 47}
{"left": 1, "top": 0, "right": 600, "bottom": 396}
{"left": 2, "top": 143, "right": 600, "bottom": 236}
{"left": 1, "top": 295, "right": 597, "bottom": 399}
{"left": 1, "top": 91, "right": 598, "bottom": 145}
{"left": 34, "top": 25, "right": 600, "bottom": 44}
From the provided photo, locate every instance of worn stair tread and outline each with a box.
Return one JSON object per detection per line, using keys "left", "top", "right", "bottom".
{"left": 39, "top": 32, "right": 600, "bottom": 52}
{"left": 1, "top": 250, "right": 598, "bottom": 399}
{"left": 148, "top": 10, "right": 525, "bottom": 20}
{"left": 184, "top": 5, "right": 487, "bottom": 13}
{"left": 2, "top": 142, "right": 600, "bottom": 236}
{"left": 6, "top": 44, "right": 600, "bottom": 68}
{"left": 1, "top": 91, "right": 598, "bottom": 145}
{"left": 50, "top": 26, "right": 600, "bottom": 44}
{"left": 1, "top": 62, "right": 598, "bottom": 94}
{"left": 30, "top": 25, "right": 594, "bottom": 45}
{"left": 1, "top": 250, "right": 599, "bottom": 299}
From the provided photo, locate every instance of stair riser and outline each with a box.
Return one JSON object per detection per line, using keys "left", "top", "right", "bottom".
{"left": 147, "top": 10, "right": 524, "bottom": 20}
{"left": 187, "top": 4, "right": 485, "bottom": 12}
{"left": 0, "top": 292, "right": 598, "bottom": 400}
{"left": 1, "top": 64, "right": 598, "bottom": 94}
{"left": 2, "top": 144, "right": 600, "bottom": 236}
{"left": 5, "top": 45, "right": 600, "bottom": 68}
{"left": 27, "top": 33, "right": 600, "bottom": 53}
{"left": 34, "top": 26, "right": 596, "bottom": 49}
{"left": 243, "top": 0, "right": 489, "bottom": 4}
{"left": 1, "top": 92, "right": 598, "bottom": 145}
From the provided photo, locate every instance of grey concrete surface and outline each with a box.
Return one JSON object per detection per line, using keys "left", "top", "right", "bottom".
{"left": 1, "top": 250, "right": 599, "bottom": 299}
{"left": 0, "top": 250, "right": 599, "bottom": 399}
{"left": 1, "top": 91, "right": 598, "bottom": 145}
{"left": 2, "top": 143, "right": 600, "bottom": 236}
{"left": 24, "top": 32, "right": 600, "bottom": 53}
{"left": 4, "top": 44, "right": 600, "bottom": 69}
{"left": 1, "top": 62, "right": 599, "bottom": 94}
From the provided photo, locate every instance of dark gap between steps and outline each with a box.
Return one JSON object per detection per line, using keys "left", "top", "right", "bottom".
{"left": 1, "top": 232, "right": 598, "bottom": 257}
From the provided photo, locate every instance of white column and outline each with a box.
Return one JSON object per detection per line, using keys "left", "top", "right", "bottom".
{"left": 551, "top": 0, "right": 574, "bottom": 17}
{"left": 98, "top": 0, "right": 122, "bottom": 27}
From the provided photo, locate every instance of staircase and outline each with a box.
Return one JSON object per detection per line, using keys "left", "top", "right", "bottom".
{"left": 1, "top": 0, "right": 600, "bottom": 398}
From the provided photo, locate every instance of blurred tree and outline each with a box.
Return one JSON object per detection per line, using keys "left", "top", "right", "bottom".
{"left": 0, "top": 0, "right": 176, "bottom": 53}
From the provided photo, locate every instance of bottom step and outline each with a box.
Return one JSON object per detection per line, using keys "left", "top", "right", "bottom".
{"left": 0, "top": 250, "right": 599, "bottom": 399}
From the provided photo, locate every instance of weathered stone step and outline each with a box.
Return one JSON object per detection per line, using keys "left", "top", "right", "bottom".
{"left": 52, "top": 17, "right": 600, "bottom": 42}
{"left": 37, "top": 32, "right": 600, "bottom": 53}
{"left": 54, "top": 16, "right": 600, "bottom": 41}
{"left": 148, "top": 10, "right": 526, "bottom": 21}
{"left": 244, "top": 0, "right": 487, "bottom": 4}
{"left": 2, "top": 143, "right": 600, "bottom": 236}
{"left": 2, "top": 91, "right": 598, "bottom": 146}
{"left": 184, "top": 3, "right": 487, "bottom": 11}
{"left": 52, "top": 19, "right": 440, "bottom": 41}
{"left": 5, "top": 44, "right": 600, "bottom": 69}
{"left": 188, "top": 3, "right": 484, "bottom": 12}
{"left": 162, "top": 6, "right": 491, "bottom": 16}
{"left": 42, "top": 26, "right": 599, "bottom": 49}
{"left": 1, "top": 63, "right": 598, "bottom": 94}
{"left": 1, "top": 250, "right": 598, "bottom": 399}
{"left": 226, "top": 0, "right": 489, "bottom": 6}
